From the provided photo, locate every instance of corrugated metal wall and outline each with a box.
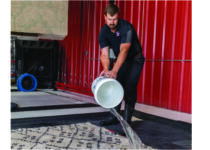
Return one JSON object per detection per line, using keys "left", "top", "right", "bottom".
{"left": 115, "top": 0, "right": 192, "bottom": 113}
{"left": 56, "top": 0, "right": 192, "bottom": 114}
{"left": 56, "top": 0, "right": 109, "bottom": 95}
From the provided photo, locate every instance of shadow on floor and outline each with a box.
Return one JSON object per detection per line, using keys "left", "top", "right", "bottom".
{"left": 91, "top": 112, "right": 191, "bottom": 149}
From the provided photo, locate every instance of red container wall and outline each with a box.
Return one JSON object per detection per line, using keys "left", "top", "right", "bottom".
{"left": 56, "top": 0, "right": 109, "bottom": 95}
{"left": 56, "top": 0, "right": 192, "bottom": 114}
{"left": 116, "top": 0, "right": 192, "bottom": 113}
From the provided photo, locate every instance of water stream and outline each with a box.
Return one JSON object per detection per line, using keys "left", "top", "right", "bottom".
{"left": 110, "top": 108, "right": 146, "bottom": 149}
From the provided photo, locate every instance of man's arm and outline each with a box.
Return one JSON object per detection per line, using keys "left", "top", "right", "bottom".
{"left": 100, "top": 46, "right": 110, "bottom": 76}
{"left": 109, "top": 43, "right": 131, "bottom": 78}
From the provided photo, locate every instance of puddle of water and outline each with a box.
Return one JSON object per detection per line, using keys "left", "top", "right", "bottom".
{"left": 110, "top": 108, "right": 145, "bottom": 149}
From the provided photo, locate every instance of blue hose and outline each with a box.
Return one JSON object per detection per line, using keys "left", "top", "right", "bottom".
{"left": 17, "top": 73, "right": 37, "bottom": 92}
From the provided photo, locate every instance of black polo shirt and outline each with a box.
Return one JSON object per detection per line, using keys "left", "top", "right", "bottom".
{"left": 98, "top": 18, "right": 143, "bottom": 62}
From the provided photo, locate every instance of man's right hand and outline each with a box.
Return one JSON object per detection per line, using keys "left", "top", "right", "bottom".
{"left": 100, "top": 69, "right": 109, "bottom": 77}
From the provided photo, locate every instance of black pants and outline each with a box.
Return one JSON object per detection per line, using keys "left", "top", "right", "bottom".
{"left": 116, "top": 55, "right": 145, "bottom": 108}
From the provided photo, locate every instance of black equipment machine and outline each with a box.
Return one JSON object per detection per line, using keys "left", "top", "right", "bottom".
{"left": 15, "top": 39, "right": 59, "bottom": 89}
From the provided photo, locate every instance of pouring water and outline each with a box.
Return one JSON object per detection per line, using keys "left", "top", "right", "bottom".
{"left": 110, "top": 108, "right": 145, "bottom": 149}
{"left": 92, "top": 77, "right": 146, "bottom": 149}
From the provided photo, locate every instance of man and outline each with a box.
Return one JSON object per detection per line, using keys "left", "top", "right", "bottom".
{"left": 98, "top": 4, "right": 145, "bottom": 126}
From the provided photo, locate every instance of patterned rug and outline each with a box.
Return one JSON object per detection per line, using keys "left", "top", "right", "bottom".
{"left": 11, "top": 122, "right": 153, "bottom": 149}
{"left": 11, "top": 122, "right": 131, "bottom": 149}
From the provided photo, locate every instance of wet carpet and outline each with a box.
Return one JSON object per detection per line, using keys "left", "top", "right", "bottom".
{"left": 11, "top": 122, "right": 153, "bottom": 149}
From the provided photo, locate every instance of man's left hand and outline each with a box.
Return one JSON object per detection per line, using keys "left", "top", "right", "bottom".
{"left": 107, "top": 70, "right": 117, "bottom": 79}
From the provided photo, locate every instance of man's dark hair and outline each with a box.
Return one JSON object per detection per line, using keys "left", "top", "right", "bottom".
{"left": 104, "top": 4, "right": 119, "bottom": 16}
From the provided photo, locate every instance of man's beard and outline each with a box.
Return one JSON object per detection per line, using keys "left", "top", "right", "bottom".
{"left": 108, "top": 24, "right": 117, "bottom": 30}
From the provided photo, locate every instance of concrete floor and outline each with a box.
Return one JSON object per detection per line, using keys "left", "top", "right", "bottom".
{"left": 11, "top": 87, "right": 191, "bottom": 149}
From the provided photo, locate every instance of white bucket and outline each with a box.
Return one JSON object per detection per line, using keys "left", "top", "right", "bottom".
{"left": 91, "top": 77, "right": 124, "bottom": 108}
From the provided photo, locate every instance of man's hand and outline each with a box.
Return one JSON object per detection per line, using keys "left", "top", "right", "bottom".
{"left": 100, "top": 69, "right": 117, "bottom": 79}
{"left": 107, "top": 70, "right": 117, "bottom": 79}
{"left": 100, "top": 69, "right": 109, "bottom": 77}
